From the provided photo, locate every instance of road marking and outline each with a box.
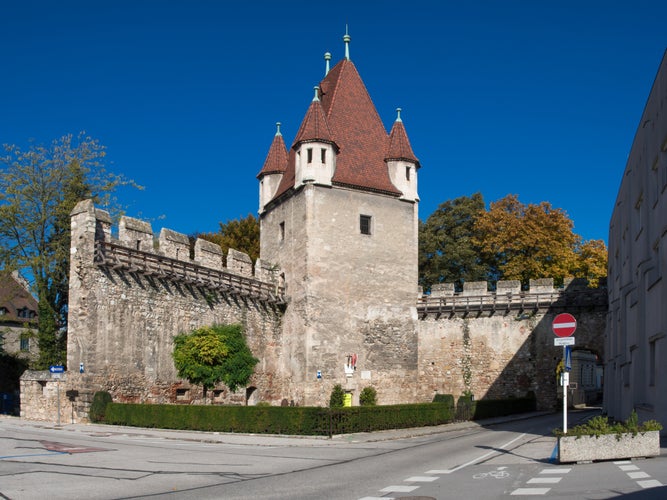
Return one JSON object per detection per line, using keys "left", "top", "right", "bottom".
{"left": 405, "top": 476, "right": 438, "bottom": 482}
{"left": 527, "top": 477, "right": 561, "bottom": 484}
{"left": 613, "top": 460, "right": 663, "bottom": 490}
{"left": 429, "top": 433, "right": 527, "bottom": 474}
{"left": 627, "top": 472, "right": 650, "bottom": 479}
{"left": 379, "top": 485, "right": 419, "bottom": 493}
{"left": 540, "top": 468, "right": 571, "bottom": 474}
{"left": 511, "top": 488, "right": 550, "bottom": 495}
{"left": 637, "top": 480, "right": 662, "bottom": 489}
{"left": 358, "top": 497, "right": 394, "bottom": 500}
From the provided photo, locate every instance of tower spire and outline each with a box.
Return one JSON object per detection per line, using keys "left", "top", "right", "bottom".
{"left": 324, "top": 52, "right": 331, "bottom": 75}
{"left": 395, "top": 108, "right": 402, "bottom": 122}
{"left": 343, "top": 25, "right": 351, "bottom": 61}
{"left": 275, "top": 122, "right": 282, "bottom": 136}
{"left": 313, "top": 86, "right": 320, "bottom": 102}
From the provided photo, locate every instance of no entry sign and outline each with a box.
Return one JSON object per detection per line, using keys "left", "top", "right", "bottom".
{"left": 552, "top": 313, "right": 577, "bottom": 337}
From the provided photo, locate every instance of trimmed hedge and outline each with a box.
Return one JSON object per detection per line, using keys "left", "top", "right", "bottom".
{"left": 105, "top": 402, "right": 456, "bottom": 437}
{"left": 102, "top": 394, "right": 534, "bottom": 436}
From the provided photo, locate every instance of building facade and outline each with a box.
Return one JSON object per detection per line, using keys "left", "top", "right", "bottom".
{"left": 606, "top": 50, "right": 667, "bottom": 430}
{"left": 257, "top": 35, "right": 422, "bottom": 405}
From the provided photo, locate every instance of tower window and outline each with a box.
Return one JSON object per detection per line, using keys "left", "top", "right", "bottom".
{"left": 360, "top": 215, "right": 372, "bottom": 235}
{"left": 405, "top": 166, "right": 410, "bottom": 181}
{"left": 279, "top": 221, "right": 285, "bottom": 241}
{"left": 307, "top": 148, "right": 313, "bottom": 164}
{"left": 20, "top": 335, "right": 29, "bottom": 351}
{"left": 321, "top": 148, "right": 326, "bottom": 163}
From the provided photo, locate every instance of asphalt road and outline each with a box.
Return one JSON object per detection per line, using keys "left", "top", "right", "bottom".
{"left": 1, "top": 410, "right": 666, "bottom": 499}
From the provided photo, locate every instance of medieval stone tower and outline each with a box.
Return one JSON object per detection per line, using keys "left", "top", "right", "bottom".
{"left": 257, "top": 33, "right": 422, "bottom": 406}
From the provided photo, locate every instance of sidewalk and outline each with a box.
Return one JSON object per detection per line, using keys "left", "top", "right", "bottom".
{"left": 2, "top": 410, "right": 558, "bottom": 447}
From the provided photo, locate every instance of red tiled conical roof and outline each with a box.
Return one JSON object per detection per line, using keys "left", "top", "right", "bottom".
{"left": 319, "top": 59, "right": 400, "bottom": 194}
{"left": 269, "top": 56, "right": 419, "bottom": 203}
{"left": 386, "top": 111, "right": 420, "bottom": 167}
{"left": 293, "top": 91, "right": 336, "bottom": 146}
{"left": 257, "top": 124, "right": 288, "bottom": 179}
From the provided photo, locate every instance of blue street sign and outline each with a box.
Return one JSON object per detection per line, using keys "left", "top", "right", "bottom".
{"left": 564, "top": 346, "right": 572, "bottom": 372}
{"left": 49, "top": 365, "right": 65, "bottom": 373}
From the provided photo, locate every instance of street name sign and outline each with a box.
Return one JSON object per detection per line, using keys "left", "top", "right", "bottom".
{"left": 552, "top": 313, "right": 577, "bottom": 337}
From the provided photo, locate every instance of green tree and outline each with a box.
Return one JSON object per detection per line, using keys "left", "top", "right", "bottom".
{"left": 0, "top": 132, "right": 138, "bottom": 368}
{"left": 419, "top": 193, "right": 488, "bottom": 291}
{"left": 472, "top": 194, "right": 579, "bottom": 286}
{"left": 172, "top": 324, "right": 258, "bottom": 395}
{"left": 198, "top": 214, "right": 260, "bottom": 264}
{"left": 329, "top": 384, "right": 345, "bottom": 408}
{"left": 359, "top": 386, "right": 377, "bottom": 406}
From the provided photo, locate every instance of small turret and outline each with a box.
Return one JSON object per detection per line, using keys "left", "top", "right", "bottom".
{"left": 292, "top": 86, "right": 338, "bottom": 188}
{"left": 386, "top": 108, "right": 420, "bottom": 202}
{"left": 257, "top": 122, "right": 288, "bottom": 213}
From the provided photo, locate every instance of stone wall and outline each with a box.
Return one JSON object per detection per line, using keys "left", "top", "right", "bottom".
{"left": 34, "top": 200, "right": 285, "bottom": 422}
{"left": 19, "top": 200, "right": 608, "bottom": 422}
{"left": 416, "top": 278, "right": 607, "bottom": 410}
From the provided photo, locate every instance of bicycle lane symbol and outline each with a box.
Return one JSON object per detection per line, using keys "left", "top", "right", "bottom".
{"left": 473, "top": 467, "right": 510, "bottom": 479}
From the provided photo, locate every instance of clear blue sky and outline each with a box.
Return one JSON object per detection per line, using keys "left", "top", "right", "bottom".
{"left": 3, "top": 1, "right": 666, "bottom": 244}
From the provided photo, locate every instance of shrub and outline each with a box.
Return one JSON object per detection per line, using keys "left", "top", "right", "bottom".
{"left": 89, "top": 391, "right": 113, "bottom": 422}
{"left": 553, "top": 410, "right": 663, "bottom": 438}
{"left": 329, "top": 384, "right": 345, "bottom": 408}
{"left": 359, "top": 387, "right": 377, "bottom": 406}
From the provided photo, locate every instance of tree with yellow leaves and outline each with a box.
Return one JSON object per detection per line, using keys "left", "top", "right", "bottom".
{"left": 472, "top": 194, "right": 605, "bottom": 287}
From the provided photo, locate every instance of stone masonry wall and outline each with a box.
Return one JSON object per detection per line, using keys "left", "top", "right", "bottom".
{"left": 35, "top": 200, "right": 286, "bottom": 422}
{"left": 416, "top": 279, "right": 607, "bottom": 410}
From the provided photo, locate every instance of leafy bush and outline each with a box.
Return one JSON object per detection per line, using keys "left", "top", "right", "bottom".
{"left": 89, "top": 391, "right": 113, "bottom": 422}
{"left": 359, "top": 387, "right": 377, "bottom": 406}
{"left": 329, "top": 384, "right": 345, "bottom": 408}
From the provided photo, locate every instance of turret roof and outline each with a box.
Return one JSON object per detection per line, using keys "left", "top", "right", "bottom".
{"left": 266, "top": 36, "right": 419, "bottom": 203}
{"left": 257, "top": 123, "right": 288, "bottom": 179}
{"left": 292, "top": 88, "right": 336, "bottom": 146}
{"left": 387, "top": 109, "right": 420, "bottom": 167}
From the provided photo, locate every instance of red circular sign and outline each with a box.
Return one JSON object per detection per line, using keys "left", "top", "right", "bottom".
{"left": 552, "top": 313, "right": 577, "bottom": 337}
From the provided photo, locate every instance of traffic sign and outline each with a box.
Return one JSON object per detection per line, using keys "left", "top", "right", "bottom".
{"left": 552, "top": 313, "right": 577, "bottom": 337}
{"left": 565, "top": 346, "right": 572, "bottom": 371}
{"left": 554, "top": 337, "right": 575, "bottom": 346}
{"left": 49, "top": 365, "right": 65, "bottom": 373}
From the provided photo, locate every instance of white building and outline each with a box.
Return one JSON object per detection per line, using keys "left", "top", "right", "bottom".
{"left": 606, "top": 50, "right": 667, "bottom": 431}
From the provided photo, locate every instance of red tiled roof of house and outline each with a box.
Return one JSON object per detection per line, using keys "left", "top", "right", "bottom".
{"left": 257, "top": 124, "right": 289, "bottom": 179}
{"left": 0, "top": 271, "right": 38, "bottom": 324}
{"left": 387, "top": 111, "right": 420, "bottom": 167}
{"left": 271, "top": 57, "right": 410, "bottom": 201}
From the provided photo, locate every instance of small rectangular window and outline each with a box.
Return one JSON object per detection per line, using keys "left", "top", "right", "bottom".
{"left": 360, "top": 215, "right": 372, "bottom": 235}
{"left": 20, "top": 335, "right": 29, "bottom": 351}
{"left": 307, "top": 148, "right": 313, "bottom": 164}
{"left": 405, "top": 166, "right": 410, "bottom": 181}
{"left": 321, "top": 148, "right": 326, "bottom": 163}
{"left": 279, "top": 221, "right": 285, "bottom": 241}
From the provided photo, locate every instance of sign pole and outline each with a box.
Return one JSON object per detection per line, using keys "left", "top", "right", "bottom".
{"left": 57, "top": 378, "right": 61, "bottom": 427}
{"left": 563, "top": 346, "right": 567, "bottom": 434}
{"left": 552, "top": 313, "right": 576, "bottom": 435}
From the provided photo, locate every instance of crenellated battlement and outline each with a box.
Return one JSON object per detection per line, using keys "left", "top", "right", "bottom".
{"left": 72, "top": 200, "right": 284, "bottom": 305}
{"left": 417, "top": 277, "right": 607, "bottom": 317}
